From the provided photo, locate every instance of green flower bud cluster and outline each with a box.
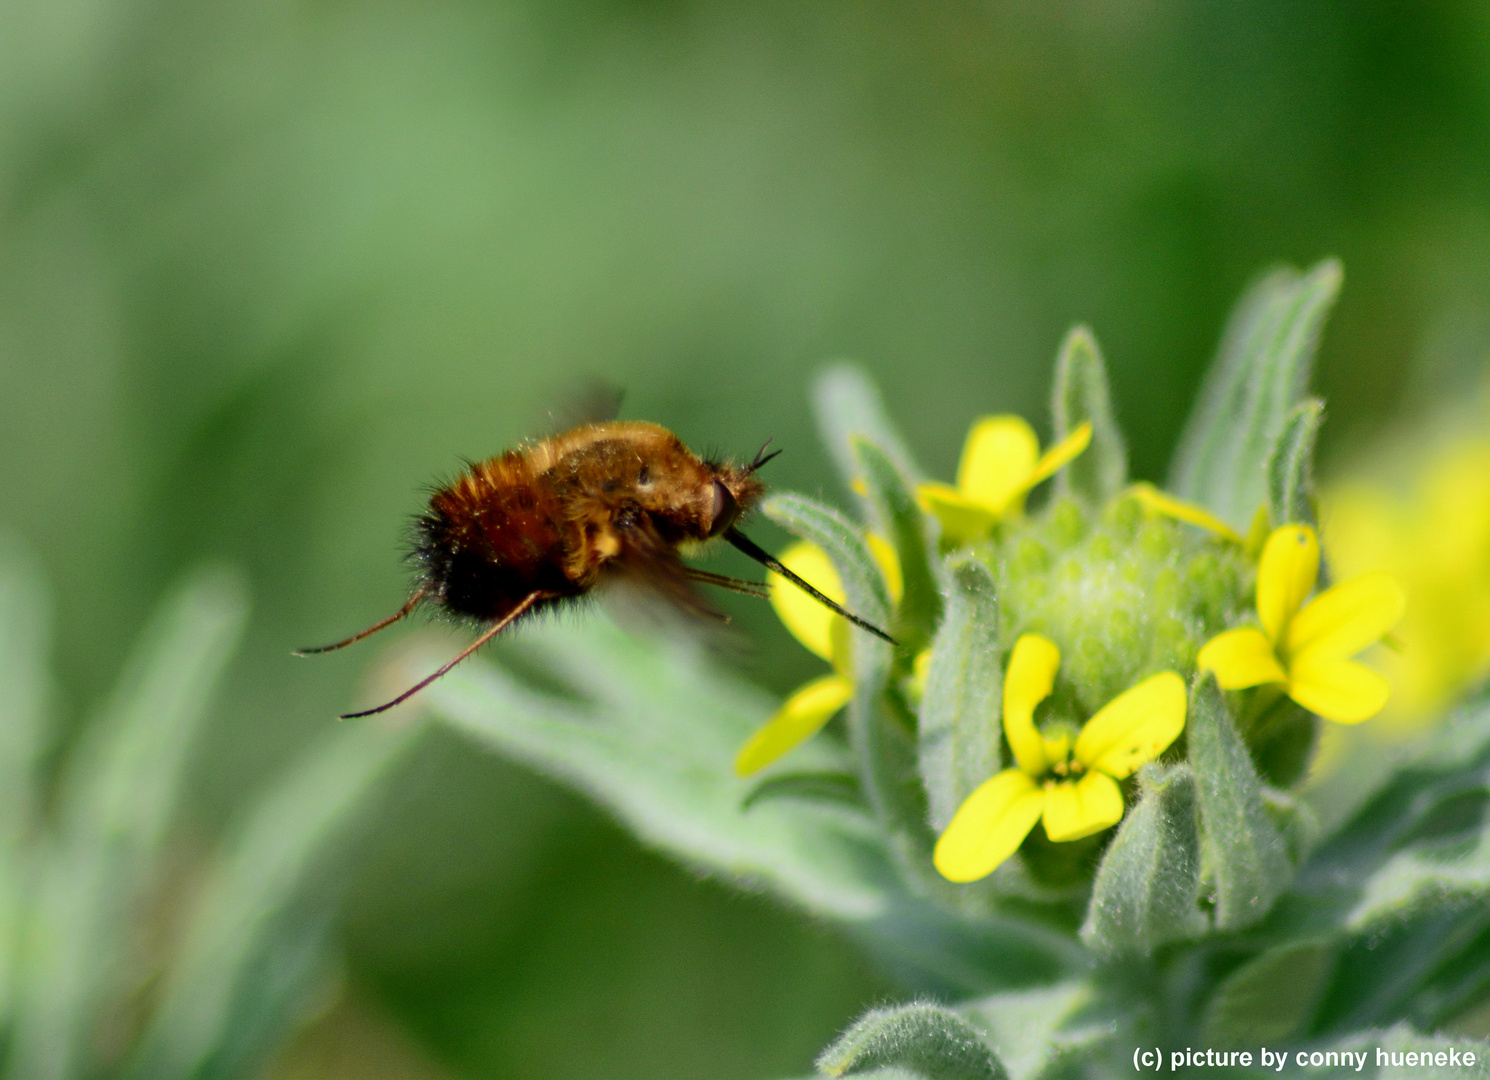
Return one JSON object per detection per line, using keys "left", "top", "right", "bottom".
{"left": 990, "top": 494, "right": 1251, "bottom": 723}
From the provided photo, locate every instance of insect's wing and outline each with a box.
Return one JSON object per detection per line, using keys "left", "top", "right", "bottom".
{"left": 543, "top": 379, "right": 625, "bottom": 433}
{"left": 607, "top": 513, "right": 728, "bottom": 625}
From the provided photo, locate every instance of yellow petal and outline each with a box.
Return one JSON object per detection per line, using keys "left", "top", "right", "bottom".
{"left": 827, "top": 615, "right": 853, "bottom": 678}
{"left": 733, "top": 675, "right": 853, "bottom": 776}
{"left": 1285, "top": 572, "right": 1406, "bottom": 665}
{"left": 917, "top": 483, "right": 1002, "bottom": 544}
{"left": 1244, "top": 504, "right": 1272, "bottom": 558}
{"left": 957, "top": 415, "right": 1040, "bottom": 516}
{"left": 1127, "top": 482, "right": 1245, "bottom": 543}
{"left": 933, "top": 769, "right": 1045, "bottom": 882}
{"left": 1197, "top": 627, "right": 1288, "bottom": 689}
{"left": 866, "top": 533, "right": 904, "bottom": 605}
{"left": 1073, "top": 671, "right": 1187, "bottom": 779}
{"left": 1257, "top": 525, "right": 1320, "bottom": 645}
{"left": 1041, "top": 771, "right": 1124, "bottom": 843}
{"left": 1003, "top": 634, "right": 1061, "bottom": 776}
{"left": 768, "top": 541, "right": 842, "bottom": 661}
{"left": 1025, "top": 422, "right": 1092, "bottom": 489}
{"left": 1287, "top": 657, "right": 1391, "bottom": 724}
{"left": 910, "top": 648, "right": 933, "bottom": 701}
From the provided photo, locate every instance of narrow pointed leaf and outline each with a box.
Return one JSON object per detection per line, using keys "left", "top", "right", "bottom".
{"left": 1189, "top": 678, "right": 1291, "bottom": 929}
{"left": 813, "top": 364, "right": 923, "bottom": 493}
{"left": 817, "top": 1002, "right": 1007, "bottom": 1080}
{"left": 1052, "top": 326, "right": 1126, "bottom": 504}
{"left": 0, "top": 534, "right": 50, "bottom": 838}
{"left": 1081, "top": 764, "right": 1205, "bottom": 955}
{"left": 855, "top": 438, "right": 942, "bottom": 652}
{"left": 918, "top": 555, "right": 1001, "bottom": 832}
{"left": 8, "top": 566, "right": 248, "bottom": 1080}
{"left": 124, "top": 718, "right": 421, "bottom": 1080}
{"left": 1266, "top": 397, "right": 1324, "bottom": 529}
{"left": 1201, "top": 939, "right": 1336, "bottom": 1044}
{"left": 765, "top": 492, "right": 934, "bottom": 874}
{"left": 1169, "top": 259, "right": 1342, "bottom": 532}
{"left": 764, "top": 491, "right": 892, "bottom": 631}
{"left": 0, "top": 536, "right": 52, "bottom": 1033}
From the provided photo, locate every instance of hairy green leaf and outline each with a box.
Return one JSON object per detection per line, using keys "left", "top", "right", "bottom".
{"left": 428, "top": 616, "right": 899, "bottom": 921}
{"left": 918, "top": 555, "right": 1001, "bottom": 832}
{"left": 742, "top": 770, "right": 864, "bottom": 812}
{"left": 960, "top": 982, "right": 1098, "bottom": 1080}
{"left": 1346, "top": 821, "right": 1490, "bottom": 931}
{"left": 1169, "top": 259, "right": 1342, "bottom": 532}
{"left": 855, "top": 438, "right": 942, "bottom": 652}
{"left": 765, "top": 491, "right": 893, "bottom": 629}
{"left": 1297, "top": 690, "right": 1490, "bottom": 937}
{"left": 851, "top": 905, "right": 1088, "bottom": 1002}
{"left": 8, "top": 565, "right": 248, "bottom": 1080}
{"left": 1081, "top": 764, "right": 1205, "bottom": 955}
{"left": 1189, "top": 678, "right": 1291, "bottom": 930}
{"left": 1202, "top": 939, "right": 1336, "bottom": 1044}
{"left": 124, "top": 718, "right": 421, "bottom": 1080}
{"left": 1316, "top": 1026, "right": 1490, "bottom": 1079}
{"left": 765, "top": 492, "right": 933, "bottom": 876}
{"left": 817, "top": 1002, "right": 1007, "bottom": 1080}
{"left": 813, "top": 364, "right": 923, "bottom": 493}
{"left": 1266, "top": 398, "right": 1324, "bottom": 529}
{"left": 1311, "top": 905, "right": 1490, "bottom": 1035}
{"left": 1052, "top": 326, "right": 1126, "bottom": 505}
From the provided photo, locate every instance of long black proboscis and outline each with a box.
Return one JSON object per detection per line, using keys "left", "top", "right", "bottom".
{"left": 724, "top": 527, "right": 897, "bottom": 646}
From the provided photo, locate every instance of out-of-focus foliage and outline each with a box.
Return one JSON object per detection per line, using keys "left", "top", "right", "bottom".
{"left": 0, "top": 540, "right": 418, "bottom": 1080}
{"left": 7, "top": 0, "right": 1490, "bottom": 1077}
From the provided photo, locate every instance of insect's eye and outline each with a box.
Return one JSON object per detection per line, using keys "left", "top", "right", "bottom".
{"left": 709, "top": 480, "right": 739, "bottom": 537}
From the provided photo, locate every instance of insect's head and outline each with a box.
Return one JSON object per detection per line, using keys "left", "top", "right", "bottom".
{"left": 704, "top": 439, "right": 780, "bottom": 538}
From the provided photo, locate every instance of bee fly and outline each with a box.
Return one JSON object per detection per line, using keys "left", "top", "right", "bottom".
{"left": 299, "top": 420, "right": 895, "bottom": 718}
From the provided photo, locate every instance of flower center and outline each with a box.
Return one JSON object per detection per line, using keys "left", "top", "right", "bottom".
{"left": 1046, "top": 757, "right": 1085, "bottom": 784}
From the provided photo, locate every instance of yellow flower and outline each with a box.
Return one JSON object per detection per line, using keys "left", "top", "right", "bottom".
{"left": 1326, "top": 436, "right": 1490, "bottom": 729}
{"left": 917, "top": 417, "right": 1092, "bottom": 544}
{"left": 933, "top": 634, "right": 1186, "bottom": 883}
{"left": 733, "top": 538, "right": 902, "bottom": 776}
{"left": 1197, "top": 524, "right": 1406, "bottom": 724}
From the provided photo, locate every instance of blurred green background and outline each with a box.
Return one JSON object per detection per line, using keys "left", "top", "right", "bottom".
{"left": 4, "top": 2, "right": 1490, "bottom": 1076}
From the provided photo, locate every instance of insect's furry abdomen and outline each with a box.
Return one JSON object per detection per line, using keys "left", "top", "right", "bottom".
{"left": 412, "top": 453, "right": 581, "bottom": 622}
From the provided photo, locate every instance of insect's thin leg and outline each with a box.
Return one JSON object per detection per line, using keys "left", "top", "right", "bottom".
{"left": 683, "top": 567, "right": 771, "bottom": 599}
{"left": 340, "top": 591, "right": 550, "bottom": 719}
{"left": 723, "top": 528, "right": 897, "bottom": 646}
{"left": 295, "top": 589, "right": 429, "bottom": 655}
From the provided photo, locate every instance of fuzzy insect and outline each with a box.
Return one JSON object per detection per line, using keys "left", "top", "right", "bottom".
{"left": 299, "top": 420, "right": 894, "bottom": 717}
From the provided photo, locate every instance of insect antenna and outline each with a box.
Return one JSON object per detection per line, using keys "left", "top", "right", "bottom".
{"left": 294, "top": 588, "right": 429, "bottom": 655}
{"left": 340, "top": 590, "right": 552, "bottom": 719}
{"left": 723, "top": 528, "right": 896, "bottom": 645}
{"left": 746, "top": 438, "right": 782, "bottom": 473}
